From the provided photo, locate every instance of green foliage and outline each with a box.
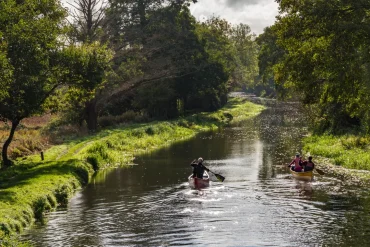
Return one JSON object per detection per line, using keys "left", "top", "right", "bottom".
{"left": 33, "top": 196, "right": 52, "bottom": 222}
{"left": 0, "top": 0, "right": 68, "bottom": 167}
{"left": 63, "top": 43, "right": 113, "bottom": 94}
{"left": 272, "top": 0, "right": 370, "bottom": 133}
{"left": 145, "top": 127, "right": 155, "bottom": 135}
{"left": 0, "top": 0, "right": 113, "bottom": 165}
{"left": 256, "top": 26, "right": 285, "bottom": 98}
{"left": 133, "top": 81, "right": 178, "bottom": 118}
{"left": 98, "top": 111, "right": 139, "bottom": 127}
{"left": 0, "top": 235, "right": 33, "bottom": 247}
{"left": 304, "top": 134, "right": 370, "bottom": 170}
{"left": 102, "top": 3, "right": 234, "bottom": 118}
{"left": 0, "top": 160, "right": 87, "bottom": 238}
{"left": 196, "top": 17, "right": 235, "bottom": 75}
{"left": 230, "top": 23, "right": 260, "bottom": 92}
{"left": 0, "top": 0, "right": 67, "bottom": 121}
{"left": 56, "top": 43, "right": 113, "bottom": 126}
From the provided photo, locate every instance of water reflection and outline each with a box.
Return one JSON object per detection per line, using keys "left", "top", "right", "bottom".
{"left": 23, "top": 99, "right": 370, "bottom": 247}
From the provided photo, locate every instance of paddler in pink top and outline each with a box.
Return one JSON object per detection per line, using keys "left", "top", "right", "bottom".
{"left": 289, "top": 153, "right": 303, "bottom": 172}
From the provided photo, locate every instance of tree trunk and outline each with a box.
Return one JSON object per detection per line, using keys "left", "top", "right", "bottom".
{"left": 85, "top": 99, "right": 98, "bottom": 132}
{"left": 138, "top": 0, "right": 147, "bottom": 28}
{"left": 2, "top": 119, "right": 20, "bottom": 169}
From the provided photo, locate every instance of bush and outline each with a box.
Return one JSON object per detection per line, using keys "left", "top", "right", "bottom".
{"left": 0, "top": 235, "right": 32, "bottom": 247}
{"left": 340, "top": 136, "right": 370, "bottom": 149}
{"left": 73, "top": 165, "right": 90, "bottom": 184}
{"left": 131, "top": 129, "right": 145, "bottom": 138}
{"left": 86, "top": 155, "right": 99, "bottom": 171}
{"left": 33, "top": 196, "right": 52, "bottom": 222}
{"left": 145, "top": 126, "right": 155, "bottom": 135}
{"left": 54, "top": 184, "right": 75, "bottom": 207}
{"left": 118, "top": 110, "right": 137, "bottom": 122}
{"left": 177, "top": 119, "right": 190, "bottom": 128}
{"left": 223, "top": 112, "right": 233, "bottom": 121}
{"left": 98, "top": 115, "right": 117, "bottom": 128}
{"left": 98, "top": 111, "right": 141, "bottom": 128}
{"left": 134, "top": 113, "right": 150, "bottom": 123}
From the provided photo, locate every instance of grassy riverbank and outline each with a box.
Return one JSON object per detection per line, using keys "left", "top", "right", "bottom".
{"left": 0, "top": 98, "right": 264, "bottom": 244}
{"left": 303, "top": 134, "right": 370, "bottom": 185}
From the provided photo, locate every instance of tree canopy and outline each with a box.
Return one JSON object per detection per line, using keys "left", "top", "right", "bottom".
{"left": 0, "top": 0, "right": 113, "bottom": 167}
{"left": 0, "top": 0, "right": 266, "bottom": 166}
{"left": 261, "top": 0, "right": 370, "bottom": 133}
{"left": 0, "top": 0, "right": 68, "bottom": 167}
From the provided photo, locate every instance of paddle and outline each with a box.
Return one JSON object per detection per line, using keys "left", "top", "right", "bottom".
{"left": 208, "top": 170, "right": 225, "bottom": 182}
{"left": 190, "top": 159, "right": 225, "bottom": 182}
{"left": 315, "top": 168, "right": 325, "bottom": 175}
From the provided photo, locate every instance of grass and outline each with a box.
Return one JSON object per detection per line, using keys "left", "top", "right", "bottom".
{"left": 0, "top": 97, "right": 265, "bottom": 244}
{"left": 303, "top": 134, "right": 370, "bottom": 170}
{"left": 0, "top": 115, "right": 54, "bottom": 160}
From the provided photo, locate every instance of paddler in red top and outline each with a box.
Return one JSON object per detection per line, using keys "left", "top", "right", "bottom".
{"left": 289, "top": 153, "right": 303, "bottom": 172}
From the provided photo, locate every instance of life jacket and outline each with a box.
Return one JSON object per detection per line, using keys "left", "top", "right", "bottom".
{"left": 306, "top": 161, "right": 314, "bottom": 167}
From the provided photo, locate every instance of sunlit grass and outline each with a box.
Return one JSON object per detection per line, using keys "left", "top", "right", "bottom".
{"left": 303, "top": 134, "right": 370, "bottom": 170}
{"left": 0, "top": 97, "right": 265, "bottom": 243}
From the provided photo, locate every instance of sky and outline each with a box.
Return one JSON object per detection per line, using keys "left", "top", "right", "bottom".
{"left": 61, "top": 0, "right": 279, "bottom": 35}
{"left": 189, "top": 0, "right": 279, "bottom": 35}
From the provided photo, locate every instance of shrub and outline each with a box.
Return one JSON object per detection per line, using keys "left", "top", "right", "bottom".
{"left": 86, "top": 155, "right": 99, "bottom": 171}
{"left": 177, "top": 119, "right": 190, "bottom": 128}
{"left": 98, "top": 111, "right": 142, "bottom": 128}
{"left": 340, "top": 136, "right": 370, "bottom": 150}
{"left": 33, "top": 196, "right": 52, "bottom": 222}
{"left": 134, "top": 113, "right": 150, "bottom": 123}
{"left": 131, "top": 129, "right": 145, "bottom": 138}
{"left": 0, "top": 234, "right": 33, "bottom": 247}
{"left": 117, "top": 110, "right": 137, "bottom": 122}
{"left": 98, "top": 115, "right": 117, "bottom": 128}
{"left": 54, "top": 184, "right": 74, "bottom": 207}
{"left": 105, "top": 140, "right": 114, "bottom": 149}
{"left": 223, "top": 112, "right": 233, "bottom": 121}
{"left": 145, "top": 127, "right": 155, "bottom": 135}
{"left": 73, "top": 166, "right": 90, "bottom": 184}
{"left": 9, "top": 148, "right": 23, "bottom": 160}
{"left": 46, "top": 194, "right": 57, "bottom": 209}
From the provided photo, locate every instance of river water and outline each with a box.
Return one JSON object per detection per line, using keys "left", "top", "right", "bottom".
{"left": 23, "top": 99, "right": 370, "bottom": 247}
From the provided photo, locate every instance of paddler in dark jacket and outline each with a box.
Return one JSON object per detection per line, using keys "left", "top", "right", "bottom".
{"left": 190, "top": 157, "right": 210, "bottom": 178}
{"left": 302, "top": 156, "right": 315, "bottom": 172}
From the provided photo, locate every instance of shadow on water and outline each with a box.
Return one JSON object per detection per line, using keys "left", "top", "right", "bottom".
{"left": 22, "top": 97, "right": 370, "bottom": 247}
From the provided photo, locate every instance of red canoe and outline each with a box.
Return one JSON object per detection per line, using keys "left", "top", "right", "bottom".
{"left": 188, "top": 171, "right": 210, "bottom": 189}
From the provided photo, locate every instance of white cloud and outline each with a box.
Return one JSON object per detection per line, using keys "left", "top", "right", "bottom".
{"left": 190, "top": 0, "right": 279, "bottom": 34}
{"left": 62, "top": 0, "right": 278, "bottom": 34}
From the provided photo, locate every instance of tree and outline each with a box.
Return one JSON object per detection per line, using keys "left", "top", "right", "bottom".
{"left": 59, "top": 43, "right": 113, "bottom": 130}
{"left": 256, "top": 26, "right": 285, "bottom": 98}
{"left": 0, "top": 0, "right": 67, "bottom": 168}
{"left": 273, "top": 0, "right": 370, "bottom": 133}
{"left": 100, "top": 2, "right": 214, "bottom": 117}
{"left": 229, "top": 23, "right": 259, "bottom": 92}
{"left": 130, "top": 10, "right": 233, "bottom": 114}
{"left": 104, "top": 0, "right": 197, "bottom": 48}
{"left": 68, "top": 0, "right": 108, "bottom": 43}
{"left": 177, "top": 17, "right": 235, "bottom": 111}
{"left": 66, "top": 0, "right": 112, "bottom": 131}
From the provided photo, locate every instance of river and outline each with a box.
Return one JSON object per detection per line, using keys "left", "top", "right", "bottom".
{"left": 23, "top": 99, "right": 370, "bottom": 246}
